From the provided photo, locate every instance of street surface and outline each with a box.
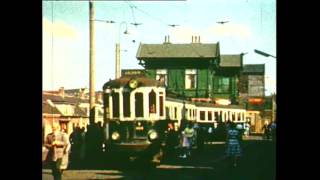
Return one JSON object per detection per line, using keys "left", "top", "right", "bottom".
{"left": 43, "top": 137, "right": 275, "bottom": 180}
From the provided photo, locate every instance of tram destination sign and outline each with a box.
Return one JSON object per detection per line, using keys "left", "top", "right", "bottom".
{"left": 122, "top": 69, "right": 145, "bottom": 76}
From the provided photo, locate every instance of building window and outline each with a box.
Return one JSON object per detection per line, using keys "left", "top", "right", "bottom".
{"left": 123, "top": 92, "right": 130, "bottom": 117}
{"left": 156, "top": 69, "right": 167, "bottom": 86}
{"left": 149, "top": 90, "right": 157, "bottom": 114}
{"left": 248, "top": 75, "right": 264, "bottom": 97}
{"left": 185, "top": 69, "right": 197, "bottom": 89}
{"left": 214, "top": 77, "right": 230, "bottom": 93}
{"left": 200, "top": 111, "right": 205, "bottom": 121}
{"left": 112, "top": 92, "right": 119, "bottom": 118}
{"left": 208, "top": 111, "right": 212, "bottom": 121}
{"left": 135, "top": 93, "right": 144, "bottom": 117}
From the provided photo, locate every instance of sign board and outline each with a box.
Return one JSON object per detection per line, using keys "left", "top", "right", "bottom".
{"left": 215, "top": 99, "right": 231, "bottom": 105}
{"left": 248, "top": 98, "right": 264, "bottom": 105}
{"left": 122, "top": 69, "right": 145, "bottom": 76}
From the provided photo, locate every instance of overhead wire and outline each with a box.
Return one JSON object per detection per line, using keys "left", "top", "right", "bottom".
{"left": 124, "top": 0, "right": 205, "bottom": 58}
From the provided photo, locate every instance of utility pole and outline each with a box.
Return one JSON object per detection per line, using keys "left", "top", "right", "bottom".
{"left": 89, "top": 0, "right": 95, "bottom": 124}
{"left": 115, "top": 43, "right": 120, "bottom": 79}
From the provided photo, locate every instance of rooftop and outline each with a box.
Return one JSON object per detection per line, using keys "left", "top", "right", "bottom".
{"left": 220, "top": 54, "right": 242, "bottom": 67}
{"left": 103, "top": 76, "right": 165, "bottom": 89}
{"left": 136, "top": 43, "right": 219, "bottom": 59}
{"left": 242, "top": 64, "right": 265, "bottom": 74}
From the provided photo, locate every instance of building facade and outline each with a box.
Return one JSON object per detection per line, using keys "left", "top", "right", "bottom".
{"left": 42, "top": 88, "right": 104, "bottom": 142}
{"left": 136, "top": 36, "right": 243, "bottom": 106}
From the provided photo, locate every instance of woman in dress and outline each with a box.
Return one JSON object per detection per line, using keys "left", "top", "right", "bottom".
{"left": 225, "top": 122, "right": 242, "bottom": 167}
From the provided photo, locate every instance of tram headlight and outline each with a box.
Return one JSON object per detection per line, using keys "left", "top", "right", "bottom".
{"left": 111, "top": 131, "right": 120, "bottom": 141}
{"left": 148, "top": 130, "right": 158, "bottom": 141}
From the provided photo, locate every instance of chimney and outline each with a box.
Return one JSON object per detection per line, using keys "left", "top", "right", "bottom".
{"left": 59, "top": 87, "right": 64, "bottom": 98}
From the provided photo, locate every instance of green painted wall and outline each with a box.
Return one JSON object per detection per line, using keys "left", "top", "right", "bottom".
{"left": 168, "top": 69, "right": 185, "bottom": 91}
{"left": 145, "top": 69, "right": 156, "bottom": 79}
{"left": 143, "top": 60, "right": 240, "bottom": 101}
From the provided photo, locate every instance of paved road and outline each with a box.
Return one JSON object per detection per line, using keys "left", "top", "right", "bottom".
{"left": 43, "top": 139, "right": 275, "bottom": 180}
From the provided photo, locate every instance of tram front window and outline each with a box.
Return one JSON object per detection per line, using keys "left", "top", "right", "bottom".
{"left": 135, "top": 93, "right": 144, "bottom": 117}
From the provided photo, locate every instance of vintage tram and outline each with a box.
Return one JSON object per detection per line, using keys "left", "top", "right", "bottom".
{"left": 102, "top": 75, "right": 174, "bottom": 164}
{"left": 102, "top": 74, "right": 247, "bottom": 164}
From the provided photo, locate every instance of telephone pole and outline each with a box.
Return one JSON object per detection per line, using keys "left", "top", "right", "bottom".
{"left": 89, "top": 0, "right": 96, "bottom": 124}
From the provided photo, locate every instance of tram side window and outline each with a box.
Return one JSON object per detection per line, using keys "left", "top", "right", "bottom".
{"left": 232, "top": 112, "right": 235, "bottom": 121}
{"left": 185, "top": 108, "right": 188, "bottom": 120}
{"left": 166, "top": 107, "right": 170, "bottom": 119}
{"left": 112, "top": 92, "right": 119, "bottom": 118}
{"left": 238, "top": 112, "right": 241, "bottom": 121}
{"left": 123, "top": 92, "right": 130, "bottom": 117}
{"left": 174, "top": 107, "right": 177, "bottom": 119}
{"left": 160, "top": 96, "right": 164, "bottom": 116}
{"left": 214, "top": 112, "right": 219, "bottom": 121}
{"left": 104, "top": 94, "right": 110, "bottom": 117}
{"left": 200, "top": 111, "right": 205, "bottom": 121}
{"left": 135, "top": 93, "right": 144, "bottom": 117}
{"left": 208, "top": 111, "right": 212, "bottom": 121}
{"left": 149, "top": 90, "right": 157, "bottom": 114}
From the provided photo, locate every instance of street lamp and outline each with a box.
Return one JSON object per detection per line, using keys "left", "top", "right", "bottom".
{"left": 254, "top": 49, "right": 276, "bottom": 59}
{"left": 115, "top": 21, "right": 130, "bottom": 79}
{"left": 254, "top": 49, "right": 276, "bottom": 123}
{"left": 94, "top": 20, "right": 130, "bottom": 79}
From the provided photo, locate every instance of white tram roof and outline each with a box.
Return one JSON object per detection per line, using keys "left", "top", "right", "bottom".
{"left": 166, "top": 96, "right": 245, "bottom": 110}
{"left": 103, "top": 76, "right": 165, "bottom": 89}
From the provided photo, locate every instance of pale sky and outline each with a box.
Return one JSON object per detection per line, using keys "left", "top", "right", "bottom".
{"left": 42, "top": 0, "right": 276, "bottom": 95}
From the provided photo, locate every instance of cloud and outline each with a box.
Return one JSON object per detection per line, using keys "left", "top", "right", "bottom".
{"left": 42, "top": 18, "right": 87, "bottom": 90}
{"left": 265, "top": 76, "right": 276, "bottom": 94}
{"left": 43, "top": 18, "right": 78, "bottom": 39}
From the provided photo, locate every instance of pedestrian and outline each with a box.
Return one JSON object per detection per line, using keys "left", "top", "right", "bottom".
{"left": 270, "top": 121, "right": 276, "bottom": 141}
{"left": 208, "top": 126, "right": 213, "bottom": 141}
{"left": 244, "top": 122, "right": 250, "bottom": 137}
{"left": 196, "top": 126, "right": 205, "bottom": 152}
{"left": 164, "top": 122, "right": 179, "bottom": 159}
{"left": 179, "top": 122, "right": 195, "bottom": 158}
{"left": 225, "top": 122, "right": 242, "bottom": 167}
{"left": 69, "top": 126, "right": 81, "bottom": 169}
{"left": 44, "top": 122, "right": 71, "bottom": 180}
{"left": 262, "top": 121, "right": 270, "bottom": 140}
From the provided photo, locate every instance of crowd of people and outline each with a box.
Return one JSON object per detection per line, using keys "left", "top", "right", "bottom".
{"left": 43, "top": 122, "right": 105, "bottom": 180}
{"left": 262, "top": 121, "right": 277, "bottom": 141}
{"left": 43, "top": 119, "right": 276, "bottom": 179}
